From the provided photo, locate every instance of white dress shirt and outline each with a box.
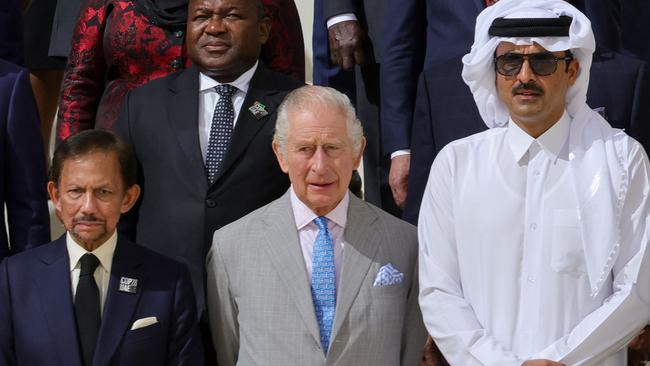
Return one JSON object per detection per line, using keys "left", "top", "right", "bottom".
{"left": 67, "top": 230, "right": 117, "bottom": 315}
{"left": 198, "top": 61, "right": 258, "bottom": 160}
{"left": 419, "top": 112, "right": 650, "bottom": 365}
{"left": 290, "top": 186, "right": 348, "bottom": 287}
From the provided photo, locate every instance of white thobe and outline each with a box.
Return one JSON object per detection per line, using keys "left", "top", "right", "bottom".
{"left": 418, "top": 112, "right": 650, "bottom": 365}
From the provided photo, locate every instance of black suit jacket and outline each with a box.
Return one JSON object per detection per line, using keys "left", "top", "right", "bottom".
{"left": 404, "top": 50, "right": 650, "bottom": 225}
{"left": 115, "top": 63, "right": 302, "bottom": 310}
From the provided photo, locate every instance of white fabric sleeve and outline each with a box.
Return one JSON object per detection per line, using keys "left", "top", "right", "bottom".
{"left": 418, "top": 148, "right": 525, "bottom": 366}
{"left": 532, "top": 142, "right": 650, "bottom": 365}
{"left": 326, "top": 13, "right": 358, "bottom": 28}
{"left": 390, "top": 149, "right": 411, "bottom": 159}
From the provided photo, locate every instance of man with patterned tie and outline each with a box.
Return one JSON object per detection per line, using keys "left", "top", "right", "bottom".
{"left": 206, "top": 85, "right": 426, "bottom": 365}
{"left": 114, "top": 0, "right": 302, "bottom": 357}
{"left": 0, "top": 130, "right": 203, "bottom": 365}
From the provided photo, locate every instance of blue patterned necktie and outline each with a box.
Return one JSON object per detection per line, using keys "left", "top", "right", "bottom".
{"left": 311, "top": 216, "right": 337, "bottom": 353}
{"left": 206, "top": 84, "right": 237, "bottom": 184}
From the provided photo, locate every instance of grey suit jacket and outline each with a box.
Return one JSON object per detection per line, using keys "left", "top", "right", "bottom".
{"left": 207, "top": 190, "right": 426, "bottom": 365}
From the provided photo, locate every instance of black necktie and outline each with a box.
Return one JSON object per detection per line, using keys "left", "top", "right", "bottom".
{"left": 75, "top": 253, "right": 101, "bottom": 366}
{"left": 206, "top": 84, "right": 237, "bottom": 184}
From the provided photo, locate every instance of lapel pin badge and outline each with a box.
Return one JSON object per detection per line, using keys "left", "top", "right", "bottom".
{"left": 119, "top": 277, "right": 138, "bottom": 294}
{"left": 248, "top": 101, "right": 269, "bottom": 119}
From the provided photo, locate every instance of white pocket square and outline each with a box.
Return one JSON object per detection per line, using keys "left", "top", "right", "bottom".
{"left": 372, "top": 263, "right": 404, "bottom": 286}
{"left": 130, "top": 316, "right": 158, "bottom": 330}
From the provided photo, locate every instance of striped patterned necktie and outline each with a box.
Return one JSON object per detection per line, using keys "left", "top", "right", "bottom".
{"left": 311, "top": 216, "right": 337, "bottom": 353}
{"left": 206, "top": 84, "right": 237, "bottom": 184}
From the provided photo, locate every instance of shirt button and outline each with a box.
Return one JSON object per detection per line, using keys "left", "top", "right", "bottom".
{"left": 206, "top": 199, "right": 217, "bottom": 208}
{"left": 527, "top": 275, "right": 536, "bottom": 283}
{"left": 533, "top": 170, "right": 540, "bottom": 176}
{"left": 174, "top": 30, "right": 184, "bottom": 38}
{"left": 530, "top": 223, "right": 537, "bottom": 231}
{"left": 170, "top": 59, "right": 182, "bottom": 69}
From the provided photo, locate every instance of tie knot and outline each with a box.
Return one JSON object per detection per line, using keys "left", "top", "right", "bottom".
{"left": 314, "top": 216, "right": 329, "bottom": 231}
{"left": 79, "top": 253, "right": 100, "bottom": 277}
{"left": 215, "top": 84, "right": 237, "bottom": 97}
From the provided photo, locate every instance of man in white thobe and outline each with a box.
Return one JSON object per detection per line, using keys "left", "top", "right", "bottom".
{"left": 418, "top": 1, "right": 650, "bottom": 365}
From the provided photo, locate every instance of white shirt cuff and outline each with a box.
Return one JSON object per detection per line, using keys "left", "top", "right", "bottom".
{"left": 327, "top": 13, "right": 358, "bottom": 28}
{"left": 391, "top": 149, "right": 411, "bottom": 159}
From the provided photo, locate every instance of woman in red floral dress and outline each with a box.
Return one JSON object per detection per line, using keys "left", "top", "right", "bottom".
{"left": 56, "top": 0, "right": 304, "bottom": 142}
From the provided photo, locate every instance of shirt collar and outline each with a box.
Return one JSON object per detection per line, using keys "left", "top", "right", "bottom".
{"left": 290, "top": 186, "right": 349, "bottom": 231}
{"left": 507, "top": 111, "right": 571, "bottom": 163}
{"left": 199, "top": 61, "right": 258, "bottom": 93}
{"left": 67, "top": 230, "right": 117, "bottom": 274}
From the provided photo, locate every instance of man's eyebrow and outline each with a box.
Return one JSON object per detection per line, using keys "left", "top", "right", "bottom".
{"left": 193, "top": 6, "right": 213, "bottom": 14}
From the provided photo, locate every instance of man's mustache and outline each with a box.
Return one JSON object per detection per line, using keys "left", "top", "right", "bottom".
{"left": 72, "top": 215, "right": 104, "bottom": 225}
{"left": 512, "top": 82, "right": 544, "bottom": 95}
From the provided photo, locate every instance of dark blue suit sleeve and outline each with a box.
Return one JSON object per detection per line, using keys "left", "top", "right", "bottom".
{"left": 4, "top": 66, "right": 50, "bottom": 254}
{"left": 167, "top": 263, "right": 204, "bottom": 365}
{"left": 404, "top": 72, "right": 435, "bottom": 225}
{"left": 0, "top": 259, "right": 16, "bottom": 365}
{"left": 379, "top": 0, "right": 426, "bottom": 154}
{"left": 114, "top": 92, "right": 140, "bottom": 242}
{"left": 628, "top": 61, "right": 650, "bottom": 151}
{"left": 0, "top": 0, "right": 23, "bottom": 65}
{"left": 324, "top": 0, "right": 359, "bottom": 18}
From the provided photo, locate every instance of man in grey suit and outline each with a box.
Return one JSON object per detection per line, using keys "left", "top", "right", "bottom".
{"left": 206, "top": 85, "right": 426, "bottom": 365}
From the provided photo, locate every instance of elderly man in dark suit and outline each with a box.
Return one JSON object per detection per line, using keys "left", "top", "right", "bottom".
{"left": 114, "top": 0, "right": 302, "bottom": 356}
{"left": 0, "top": 130, "right": 203, "bottom": 366}
{"left": 0, "top": 59, "right": 50, "bottom": 260}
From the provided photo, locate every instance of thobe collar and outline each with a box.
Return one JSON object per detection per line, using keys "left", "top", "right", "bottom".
{"left": 507, "top": 111, "right": 571, "bottom": 164}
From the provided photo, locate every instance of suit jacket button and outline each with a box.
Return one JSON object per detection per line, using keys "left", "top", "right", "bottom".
{"left": 170, "top": 59, "right": 182, "bottom": 69}
{"left": 206, "top": 199, "right": 217, "bottom": 208}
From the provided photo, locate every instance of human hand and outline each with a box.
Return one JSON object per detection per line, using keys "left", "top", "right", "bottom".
{"left": 389, "top": 154, "right": 410, "bottom": 209}
{"left": 327, "top": 20, "right": 365, "bottom": 71}
{"left": 421, "top": 335, "right": 449, "bottom": 366}
{"left": 628, "top": 325, "right": 650, "bottom": 365}
{"left": 522, "top": 360, "right": 565, "bottom": 366}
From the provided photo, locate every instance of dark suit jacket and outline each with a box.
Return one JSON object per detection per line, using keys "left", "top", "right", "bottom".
{"left": 404, "top": 50, "right": 650, "bottom": 225}
{"left": 115, "top": 63, "right": 302, "bottom": 310}
{"left": 48, "top": 0, "right": 83, "bottom": 57}
{"left": 0, "top": 59, "right": 49, "bottom": 259}
{"left": 0, "top": 235, "right": 203, "bottom": 366}
{"left": 0, "top": 0, "right": 23, "bottom": 65}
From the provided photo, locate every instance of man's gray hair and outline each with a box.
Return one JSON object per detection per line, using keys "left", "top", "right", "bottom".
{"left": 274, "top": 85, "right": 364, "bottom": 155}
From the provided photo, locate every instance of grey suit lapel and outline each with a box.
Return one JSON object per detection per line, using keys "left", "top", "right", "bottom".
{"left": 330, "top": 195, "right": 379, "bottom": 343}
{"left": 260, "top": 191, "right": 321, "bottom": 344}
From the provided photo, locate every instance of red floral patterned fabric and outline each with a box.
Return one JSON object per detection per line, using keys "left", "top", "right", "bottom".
{"left": 262, "top": 0, "right": 305, "bottom": 82}
{"left": 57, "top": 0, "right": 305, "bottom": 142}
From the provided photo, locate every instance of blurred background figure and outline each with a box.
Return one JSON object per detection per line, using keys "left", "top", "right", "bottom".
{"left": 0, "top": 0, "right": 24, "bottom": 66}
{"left": 0, "top": 58, "right": 50, "bottom": 260}
{"left": 55, "top": 0, "right": 304, "bottom": 143}
{"left": 23, "top": 0, "right": 68, "bottom": 153}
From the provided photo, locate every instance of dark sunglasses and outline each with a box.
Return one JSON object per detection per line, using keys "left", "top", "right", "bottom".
{"left": 494, "top": 52, "right": 574, "bottom": 76}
